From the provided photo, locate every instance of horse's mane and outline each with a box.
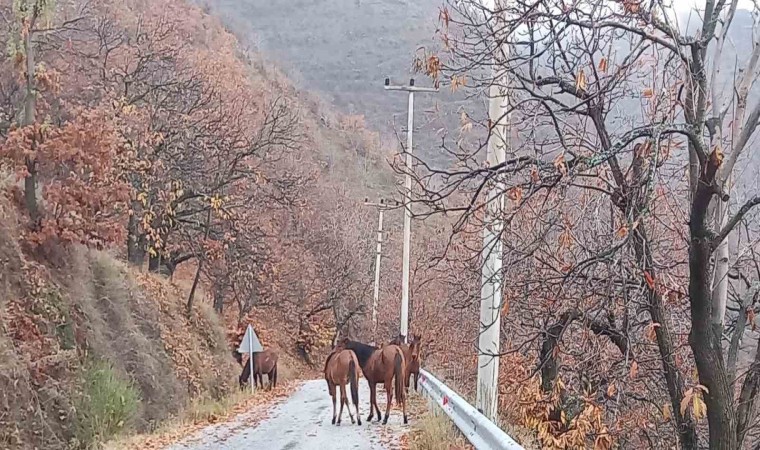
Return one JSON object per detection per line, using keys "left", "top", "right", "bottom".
{"left": 345, "top": 340, "right": 377, "bottom": 368}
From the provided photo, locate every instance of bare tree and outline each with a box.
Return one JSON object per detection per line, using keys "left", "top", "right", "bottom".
{"left": 412, "top": 1, "right": 760, "bottom": 448}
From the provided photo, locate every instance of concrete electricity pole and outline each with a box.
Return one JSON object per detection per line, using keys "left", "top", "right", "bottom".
{"left": 383, "top": 78, "right": 438, "bottom": 343}
{"left": 476, "top": 0, "right": 509, "bottom": 422}
{"left": 363, "top": 197, "right": 400, "bottom": 345}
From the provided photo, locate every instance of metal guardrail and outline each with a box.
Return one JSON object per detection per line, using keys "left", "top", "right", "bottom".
{"left": 418, "top": 369, "right": 525, "bottom": 450}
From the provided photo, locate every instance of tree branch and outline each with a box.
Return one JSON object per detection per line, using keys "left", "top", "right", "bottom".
{"left": 713, "top": 196, "right": 760, "bottom": 249}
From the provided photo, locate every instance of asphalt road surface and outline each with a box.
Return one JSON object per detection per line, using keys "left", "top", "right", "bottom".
{"left": 167, "top": 380, "right": 407, "bottom": 450}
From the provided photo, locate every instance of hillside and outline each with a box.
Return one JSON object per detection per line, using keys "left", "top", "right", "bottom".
{"left": 200, "top": 0, "right": 471, "bottom": 169}
{"left": 0, "top": 198, "right": 237, "bottom": 448}
{"left": 0, "top": 0, "right": 420, "bottom": 447}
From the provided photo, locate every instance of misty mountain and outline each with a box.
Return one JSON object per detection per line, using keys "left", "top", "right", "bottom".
{"left": 199, "top": 0, "right": 466, "bottom": 169}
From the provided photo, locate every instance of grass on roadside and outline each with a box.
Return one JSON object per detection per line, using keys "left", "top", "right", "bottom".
{"left": 103, "top": 381, "right": 297, "bottom": 450}
{"left": 405, "top": 391, "right": 472, "bottom": 450}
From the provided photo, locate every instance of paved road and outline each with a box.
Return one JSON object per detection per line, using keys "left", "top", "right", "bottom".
{"left": 167, "top": 380, "right": 407, "bottom": 450}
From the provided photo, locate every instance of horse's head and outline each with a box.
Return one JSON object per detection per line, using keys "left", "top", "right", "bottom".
{"left": 410, "top": 334, "right": 423, "bottom": 360}
{"left": 336, "top": 337, "right": 351, "bottom": 349}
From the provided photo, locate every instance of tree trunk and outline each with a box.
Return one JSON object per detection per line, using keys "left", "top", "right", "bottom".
{"left": 186, "top": 209, "right": 212, "bottom": 314}
{"left": 127, "top": 206, "right": 146, "bottom": 267}
{"left": 22, "top": 20, "right": 39, "bottom": 224}
{"left": 632, "top": 226, "right": 699, "bottom": 450}
{"left": 689, "top": 180, "right": 737, "bottom": 450}
{"left": 213, "top": 286, "right": 224, "bottom": 314}
{"left": 539, "top": 311, "right": 578, "bottom": 393}
{"left": 736, "top": 337, "right": 760, "bottom": 446}
{"left": 148, "top": 252, "right": 173, "bottom": 276}
{"left": 148, "top": 253, "right": 160, "bottom": 272}
{"left": 186, "top": 259, "right": 203, "bottom": 314}
{"left": 710, "top": 199, "right": 730, "bottom": 335}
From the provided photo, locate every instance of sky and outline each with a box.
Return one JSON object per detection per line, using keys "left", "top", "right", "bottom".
{"left": 674, "top": 0, "right": 757, "bottom": 13}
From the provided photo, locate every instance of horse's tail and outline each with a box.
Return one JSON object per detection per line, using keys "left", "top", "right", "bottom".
{"left": 394, "top": 349, "right": 405, "bottom": 406}
{"left": 239, "top": 359, "right": 250, "bottom": 389}
{"left": 349, "top": 358, "right": 359, "bottom": 406}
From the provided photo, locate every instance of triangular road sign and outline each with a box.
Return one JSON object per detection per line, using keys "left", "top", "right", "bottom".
{"left": 237, "top": 324, "right": 264, "bottom": 353}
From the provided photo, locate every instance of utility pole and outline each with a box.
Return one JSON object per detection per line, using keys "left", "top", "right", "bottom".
{"left": 363, "top": 197, "right": 400, "bottom": 345}
{"left": 476, "top": 0, "right": 509, "bottom": 422}
{"left": 383, "top": 77, "right": 438, "bottom": 343}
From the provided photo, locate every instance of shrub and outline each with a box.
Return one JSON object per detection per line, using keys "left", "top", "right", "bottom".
{"left": 75, "top": 361, "right": 140, "bottom": 448}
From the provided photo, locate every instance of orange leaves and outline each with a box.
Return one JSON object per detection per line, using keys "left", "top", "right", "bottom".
{"left": 707, "top": 144, "right": 725, "bottom": 177}
{"left": 629, "top": 360, "right": 639, "bottom": 379}
{"left": 621, "top": 0, "right": 641, "bottom": 14}
{"left": 507, "top": 186, "right": 523, "bottom": 204}
{"left": 616, "top": 224, "right": 629, "bottom": 238}
{"left": 530, "top": 165, "right": 541, "bottom": 183}
{"left": 644, "top": 322, "right": 660, "bottom": 343}
{"left": 597, "top": 58, "right": 608, "bottom": 73}
{"left": 501, "top": 296, "right": 510, "bottom": 317}
{"left": 643, "top": 271, "right": 656, "bottom": 290}
{"left": 12, "top": 107, "right": 132, "bottom": 247}
{"left": 426, "top": 55, "right": 442, "bottom": 80}
{"left": 575, "top": 70, "right": 587, "bottom": 92}
{"left": 642, "top": 88, "right": 654, "bottom": 98}
{"left": 438, "top": 6, "right": 451, "bottom": 28}
{"left": 680, "top": 385, "right": 709, "bottom": 421}
{"left": 450, "top": 74, "right": 467, "bottom": 92}
{"left": 553, "top": 151, "right": 568, "bottom": 176}
{"left": 558, "top": 228, "right": 573, "bottom": 252}
{"left": 662, "top": 403, "right": 672, "bottom": 421}
{"left": 518, "top": 376, "right": 615, "bottom": 450}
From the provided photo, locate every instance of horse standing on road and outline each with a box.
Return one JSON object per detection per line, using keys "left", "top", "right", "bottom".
{"left": 324, "top": 348, "right": 362, "bottom": 426}
{"left": 390, "top": 334, "right": 423, "bottom": 392}
{"left": 239, "top": 349, "right": 279, "bottom": 390}
{"left": 339, "top": 338, "right": 408, "bottom": 425}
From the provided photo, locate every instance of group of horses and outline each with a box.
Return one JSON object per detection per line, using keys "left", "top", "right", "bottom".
{"left": 233, "top": 333, "right": 423, "bottom": 428}
{"left": 324, "top": 334, "right": 422, "bottom": 426}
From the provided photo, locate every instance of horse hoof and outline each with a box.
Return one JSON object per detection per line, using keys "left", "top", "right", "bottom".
{"left": 331, "top": 418, "right": 336, "bottom": 425}
{"left": 403, "top": 416, "right": 408, "bottom": 425}
{"left": 367, "top": 415, "right": 373, "bottom": 422}
{"left": 358, "top": 419, "right": 362, "bottom": 426}
{"left": 382, "top": 418, "right": 388, "bottom": 425}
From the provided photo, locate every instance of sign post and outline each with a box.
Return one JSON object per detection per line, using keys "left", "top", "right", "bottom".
{"left": 237, "top": 324, "right": 264, "bottom": 394}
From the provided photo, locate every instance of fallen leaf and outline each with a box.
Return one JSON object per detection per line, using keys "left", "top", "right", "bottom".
{"left": 662, "top": 403, "right": 672, "bottom": 421}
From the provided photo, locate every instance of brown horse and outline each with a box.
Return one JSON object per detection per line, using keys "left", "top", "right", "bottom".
{"left": 340, "top": 338, "right": 407, "bottom": 424}
{"left": 324, "top": 348, "right": 361, "bottom": 426}
{"left": 239, "top": 349, "right": 278, "bottom": 390}
{"left": 390, "top": 334, "right": 423, "bottom": 392}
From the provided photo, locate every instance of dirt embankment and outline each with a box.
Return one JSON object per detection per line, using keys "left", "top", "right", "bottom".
{"left": 0, "top": 200, "right": 238, "bottom": 449}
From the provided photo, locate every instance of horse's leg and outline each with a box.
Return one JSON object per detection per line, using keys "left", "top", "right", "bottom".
{"left": 329, "top": 381, "right": 337, "bottom": 425}
{"left": 374, "top": 384, "right": 382, "bottom": 422}
{"left": 342, "top": 382, "right": 361, "bottom": 425}
{"left": 366, "top": 381, "right": 375, "bottom": 422}
{"left": 414, "top": 371, "right": 419, "bottom": 391}
{"left": 338, "top": 383, "right": 348, "bottom": 425}
{"left": 383, "top": 379, "right": 393, "bottom": 425}
{"left": 402, "top": 383, "right": 408, "bottom": 425}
